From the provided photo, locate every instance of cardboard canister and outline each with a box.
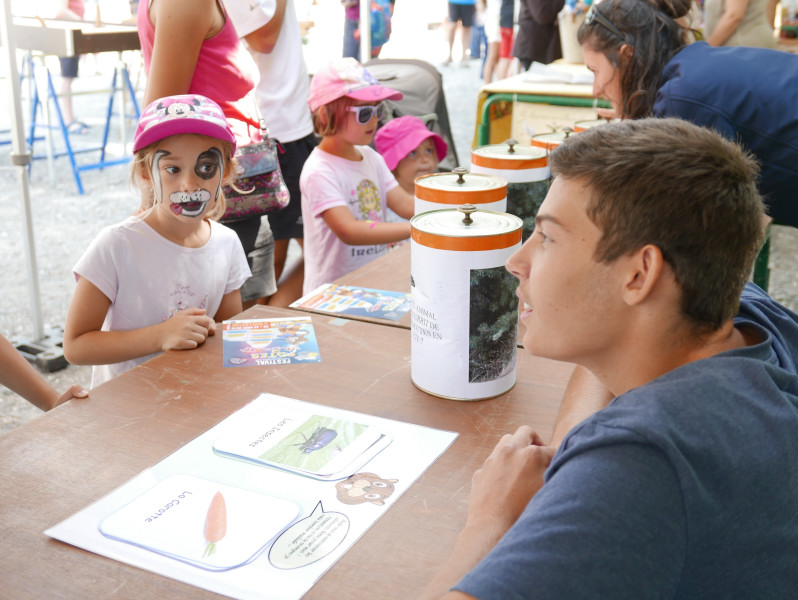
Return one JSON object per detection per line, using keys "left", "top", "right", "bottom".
{"left": 529, "top": 128, "right": 576, "bottom": 151}
{"left": 471, "top": 139, "right": 550, "bottom": 241}
{"left": 414, "top": 168, "right": 507, "bottom": 215}
{"left": 410, "top": 205, "right": 523, "bottom": 401}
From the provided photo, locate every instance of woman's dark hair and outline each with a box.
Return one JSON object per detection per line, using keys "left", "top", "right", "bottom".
{"left": 578, "top": 0, "right": 694, "bottom": 118}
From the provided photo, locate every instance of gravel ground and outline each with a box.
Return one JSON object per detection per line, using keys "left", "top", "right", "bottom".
{"left": 2, "top": 6, "right": 797, "bottom": 436}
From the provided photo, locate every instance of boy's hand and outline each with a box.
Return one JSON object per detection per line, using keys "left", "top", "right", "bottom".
{"left": 160, "top": 308, "right": 214, "bottom": 351}
{"left": 467, "top": 426, "right": 555, "bottom": 533}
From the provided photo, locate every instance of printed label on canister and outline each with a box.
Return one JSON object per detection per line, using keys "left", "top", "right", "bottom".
{"left": 414, "top": 170, "right": 507, "bottom": 215}
{"left": 471, "top": 143, "right": 550, "bottom": 241}
{"left": 410, "top": 208, "right": 522, "bottom": 401}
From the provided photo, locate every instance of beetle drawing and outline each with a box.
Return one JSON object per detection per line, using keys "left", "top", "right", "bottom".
{"left": 294, "top": 426, "right": 338, "bottom": 454}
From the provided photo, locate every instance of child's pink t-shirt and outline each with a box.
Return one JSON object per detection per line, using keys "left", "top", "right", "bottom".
{"left": 299, "top": 145, "right": 399, "bottom": 294}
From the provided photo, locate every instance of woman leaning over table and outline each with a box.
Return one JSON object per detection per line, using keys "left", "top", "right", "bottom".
{"left": 578, "top": 0, "right": 798, "bottom": 228}
{"left": 137, "top": 0, "right": 277, "bottom": 308}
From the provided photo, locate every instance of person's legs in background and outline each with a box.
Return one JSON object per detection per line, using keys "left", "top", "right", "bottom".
{"left": 343, "top": 16, "right": 360, "bottom": 60}
{"left": 496, "top": 26, "right": 515, "bottom": 80}
{"left": 224, "top": 216, "right": 278, "bottom": 310}
{"left": 458, "top": 3, "right": 475, "bottom": 66}
{"left": 443, "top": 4, "right": 459, "bottom": 65}
{"left": 265, "top": 133, "right": 317, "bottom": 307}
{"left": 58, "top": 55, "right": 87, "bottom": 134}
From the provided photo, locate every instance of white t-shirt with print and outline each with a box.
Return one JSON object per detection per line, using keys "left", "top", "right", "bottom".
{"left": 299, "top": 145, "right": 399, "bottom": 294}
{"left": 73, "top": 217, "right": 251, "bottom": 387}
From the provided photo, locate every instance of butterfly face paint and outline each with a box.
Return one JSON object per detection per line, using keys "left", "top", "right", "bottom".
{"left": 150, "top": 144, "right": 225, "bottom": 219}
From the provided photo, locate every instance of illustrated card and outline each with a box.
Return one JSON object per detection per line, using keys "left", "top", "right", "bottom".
{"left": 213, "top": 408, "right": 391, "bottom": 480}
{"left": 222, "top": 316, "right": 320, "bottom": 367}
{"left": 290, "top": 284, "right": 411, "bottom": 321}
{"left": 98, "top": 474, "right": 301, "bottom": 571}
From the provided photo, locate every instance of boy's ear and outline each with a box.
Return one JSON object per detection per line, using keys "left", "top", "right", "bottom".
{"left": 622, "top": 244, "right": 665, "bottom": 306}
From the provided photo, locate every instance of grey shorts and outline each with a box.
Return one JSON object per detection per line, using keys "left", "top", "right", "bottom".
{"left": 224, "top": 215, "right": 277, "bottom": 302}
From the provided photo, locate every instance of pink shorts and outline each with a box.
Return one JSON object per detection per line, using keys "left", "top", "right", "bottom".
{"left": 500, "top": 27, "right": 513, "bottom": 59}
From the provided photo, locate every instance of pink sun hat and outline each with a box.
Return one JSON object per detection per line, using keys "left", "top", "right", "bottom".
{"left": 374, "top": 115, "right": 448, "bottom": 171}
{"left": 133, "top": 94, "right": 236, "bottom": 154}
{"left": 308, "top": 57, "right": 403, "bottom": 113}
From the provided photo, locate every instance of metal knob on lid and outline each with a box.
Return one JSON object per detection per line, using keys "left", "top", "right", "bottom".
{"left": 505, "top": 138, "right": 518, "bottom": 154}
{"left": 452, "top": 167, "right": 469, "bottom": 185}
{"left": 458, "top": 204, "right": 477, "bottom": 225}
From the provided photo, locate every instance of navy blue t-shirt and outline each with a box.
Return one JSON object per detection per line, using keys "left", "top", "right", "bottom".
{"left": 456, "top": 283, "right": 798, "bottom": 599}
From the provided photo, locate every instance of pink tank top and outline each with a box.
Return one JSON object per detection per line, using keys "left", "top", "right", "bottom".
{"left": 68, "top": 0, "right": 86, "bottom": 19}
{"left": 137, "top": 0, "right": 259, "bottom": 142}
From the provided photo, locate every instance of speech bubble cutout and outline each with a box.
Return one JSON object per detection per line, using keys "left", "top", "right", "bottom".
{"left": 268, "top": 501, "right": 350, "bottom": 569}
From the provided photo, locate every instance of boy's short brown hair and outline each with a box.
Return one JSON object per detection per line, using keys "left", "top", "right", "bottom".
{"left": 549, "top": 117, "right": 766, "bottom": 331}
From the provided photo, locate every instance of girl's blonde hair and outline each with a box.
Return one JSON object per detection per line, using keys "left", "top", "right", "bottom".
{"left": 312, "top": 96, "right": 358, "bottom": 137}
{"left": 130, "top": 135, "right": 237, "bottom": 221}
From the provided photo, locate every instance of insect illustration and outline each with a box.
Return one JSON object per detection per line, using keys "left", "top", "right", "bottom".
{"left": 293, "top": 426, "right": 338, "bottom": 454}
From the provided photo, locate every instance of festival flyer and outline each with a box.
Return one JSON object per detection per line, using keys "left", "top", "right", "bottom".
{"left": 222, "top": 316, "right": 321, "bottom": 367}
{"left": 45, "top": 394, "right": 458, "bottom": 600}
{"left": 290, "top": 284, "right": 411, "bottom": 321}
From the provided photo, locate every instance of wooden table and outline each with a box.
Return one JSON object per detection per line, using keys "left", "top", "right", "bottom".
{"left": 0, "top": 305, "right": 573, "bottom": 599}
{"left": 10, "top": 17, "right": 141, "bottom": 55}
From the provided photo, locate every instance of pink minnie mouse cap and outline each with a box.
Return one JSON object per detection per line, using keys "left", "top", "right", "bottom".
{"left": 308, "top": 57, "right": 403, "bottom": 113}
{"left": 374, "top": 115, "right": 448, "bottom": 171}
{"left": 133, "top": 94, "right": 236, "bottom": 154}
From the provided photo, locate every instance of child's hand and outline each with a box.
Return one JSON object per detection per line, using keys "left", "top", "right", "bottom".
{"left": 160, "top": 308, "right": 215, "bottom": 351}
{"left": 52, "top": 384, "right": 89, "bottom": 410}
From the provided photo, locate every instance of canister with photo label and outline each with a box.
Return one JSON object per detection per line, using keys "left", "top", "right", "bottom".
{"left": 410, "top": 205, "right": 523, "bottom": 400}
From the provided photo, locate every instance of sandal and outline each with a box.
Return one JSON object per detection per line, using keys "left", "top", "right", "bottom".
{"left": 67, "top": 121, "right": 89, "bottom": 135}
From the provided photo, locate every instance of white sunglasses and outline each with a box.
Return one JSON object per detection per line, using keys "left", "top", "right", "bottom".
{"left": 348, "top": 104, "right": 384, "bottom": 124}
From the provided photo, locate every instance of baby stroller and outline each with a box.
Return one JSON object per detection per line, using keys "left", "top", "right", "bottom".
{"left": 364, "top": 58, "right": 459, "bottom": 171}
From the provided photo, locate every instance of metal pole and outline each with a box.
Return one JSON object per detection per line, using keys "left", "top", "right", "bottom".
{"left": 1, "top": 1, "right": 45, "bottom": 342}
{"left": 359, "top": 0, "right": 371, "bottom": 63}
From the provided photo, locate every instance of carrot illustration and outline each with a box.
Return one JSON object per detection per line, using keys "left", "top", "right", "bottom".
{"left": 202, "top": 491, "right": 227, "bottom": 558}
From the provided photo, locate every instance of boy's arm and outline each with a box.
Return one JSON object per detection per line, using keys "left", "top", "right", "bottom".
{"left": 386, "top": 185, "right": 415, "bottom": 220}
{"left": 549, "top": 365, "right": 614, "bottom": 447}
{"left": 420, "top": 426, "right": 555, "bottom": 600}
{"left": 241, "top": 0, "right": 288, "bottom": 54}
{"left": 321, "top": 206, "right": 411, "bottom": 245}
{"left": 63, "top": 277, "right": 215, "bottom": 366}
{"left": 0, "top": 334, "right": 87, "bottom": 411}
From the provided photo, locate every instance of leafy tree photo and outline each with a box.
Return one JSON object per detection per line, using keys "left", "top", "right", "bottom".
{"left": 468, "top": 265, "right": 519, "bottom": 383}
{"left": 506, "top": 179, "right": 549, "bottom": 241}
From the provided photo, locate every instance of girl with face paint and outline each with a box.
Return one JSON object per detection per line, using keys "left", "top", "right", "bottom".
{"left": 63, "top": 95, "right": 252, "bottom": 388}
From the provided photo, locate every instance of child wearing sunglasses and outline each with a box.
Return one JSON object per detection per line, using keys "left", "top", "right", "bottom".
{"left": 299, "top": 58, "right": 415, "bottom": 294}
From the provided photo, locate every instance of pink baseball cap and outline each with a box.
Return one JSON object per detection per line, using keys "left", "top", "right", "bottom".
{"left": 308, "top": 57, "right": 403, "bottom": 113}
{"left": 374, "top": 115, "right": 448, "bottom": 171}
{"left": 133, "top": 94, "right": 236, "bottom": 154}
